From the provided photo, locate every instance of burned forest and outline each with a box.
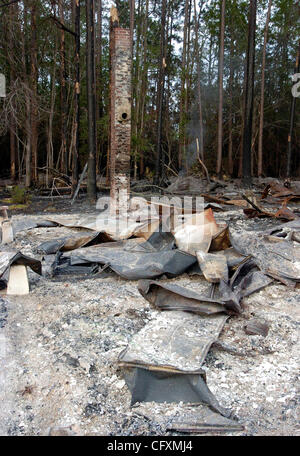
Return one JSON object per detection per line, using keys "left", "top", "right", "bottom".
{"left": 0, "top": 0, "right": 299, "bottom": 440}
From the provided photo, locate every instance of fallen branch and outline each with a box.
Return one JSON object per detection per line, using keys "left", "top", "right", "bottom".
{"left": 196, "top": 138, "right": 210, "bottom": 184}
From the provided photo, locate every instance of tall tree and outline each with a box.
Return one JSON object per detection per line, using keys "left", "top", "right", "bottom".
{"left": 286, "top": 40, "right": 300, "bottom": 177}
{"left": 30, "top": 1, "right": 38, "bottom": 184}
{"left": 193, "top": 0, "right": 204, "bottom": 162}
{"left": 178, "top": 0, "right": 190, "bottom": 170}
{"left": 86, "top": 0, "right": 97, "bottom": 200}
{"left": 154, "top": 0, "right": 167, "bottom": 184}
{"left": 8, "top": 1, "right": 16, "bottom": 181}
{"left": 242, "top": 0, "right": 256, "bottom": 185}
{"left": 72, "top": 0, "right": 80, "bottom": 192}
{"left": 216, "top": 0, "right": 226, "bottom": 177}
{"left": 58, "top": 0, "right": 68, "bottom": 175}
{"left": 258, "top": 0, "right": 272, "bottom": 177}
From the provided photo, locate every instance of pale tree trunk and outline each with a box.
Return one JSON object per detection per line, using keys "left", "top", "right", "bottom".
{"left": 286, "top": 40, "right": 300, "bottom": 177}
{"left": 216, "top": 0, "right": 226, "bottom": 178}
{"left": 86, "top": 0, "right": 97, "bottom": 200}
{"left": 258, "top": 0, "right": 272, "bottom": 177}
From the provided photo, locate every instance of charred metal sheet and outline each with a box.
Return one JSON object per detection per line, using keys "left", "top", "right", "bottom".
{"left": 45, "top": 214, "right": 159, "bottom": 241}
{"left": 51, "top": 252, "right": 99, "bottom": 276}
{"left": 67, "top": 243, "right": 196, "bottom": 280}
{"left": 144, "top": 222, "right": 175, "bottom": 251}
{"left": 119, "top": 311, "right": 230, "bottom": 416}
{"left": 264, "top": 219, "right": 300, "bottom": 237}
{"left": 138, "top": 280, "right": 230, "bottom": 315}
{"left": 219, "top": 247, "right": 247, "bottom": 269}
{"left": 135, "top": 402, "right": 241, "bottom": 432}
{"left": 12, "top": 218, "right": 57, "bottom": 235}
{"left": 230, "top": 232, "right": 300, "bottom": 282}
{"left": 118, "top": 311, "right": 227, "bottom": 372}
{"left": 217, "top": 257, "right": 273, "bottom": 302}
{"left": 0, "top": 251, "right": 42, "bottom": 278}
{"left": 168, "top": 407, "right": 244, "bottom": 433}
{"left": 237, "top": 271, "right": 273, "bottom": 297}
{"left": 122, "top": 366, "right": 231, "bottom": 417}
{"left": 37, "top": 231, "right": 114, "bottom": 255}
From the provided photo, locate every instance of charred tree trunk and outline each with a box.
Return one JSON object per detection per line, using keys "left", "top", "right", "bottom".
{"left": 216, "top": 0, "right": 226, "bottom": 178}
{"left": 59, "top": 0, "right": 68, "bottom": 175}
{"left": 86, "top": 0, "right": 97, "bottom": 200}
{"left": 72, "top": 0, "right": 80, "bottom": 192}
{"left": 258, "top": 0, "right": 272, "bottom": 177}
{"left": 228, "top": 36, "right": 234, "bottom": 176}
{"left": 8, "top": 2, "right": 16, "bottom": 181}
{"left": 242, "top": 0, "right": 256, "bottom": 186}
{"left": 154, "top": 0, "right": 167, "bottom": 184}
{"left": 178, "top": 0, "right": 190, "bottom": 170}
{"left": 30, "top": 2, "right": 38, "bottom": 184}
{"left": 193, "top": 0, "right": 204, "bottom": 161}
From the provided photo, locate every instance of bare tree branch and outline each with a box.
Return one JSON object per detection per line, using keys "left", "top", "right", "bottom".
{"left": 0, "top": 0, "right": 20, "bottom": 8}
{"left": 49, "top": 15, "right": 77, "bottom": 37}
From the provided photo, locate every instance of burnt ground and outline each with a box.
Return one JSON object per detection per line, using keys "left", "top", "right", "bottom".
{"left": 0, "top": 189, "right": 299, "bottom": 436}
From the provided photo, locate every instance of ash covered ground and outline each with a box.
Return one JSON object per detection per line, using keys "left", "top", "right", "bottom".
{"left": 0, "top": 195, "right": 299, "bottom": 436}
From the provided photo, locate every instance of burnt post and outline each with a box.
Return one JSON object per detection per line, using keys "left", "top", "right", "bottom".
{"left": 109, "top": 7, "right": 131, "bottom": 213}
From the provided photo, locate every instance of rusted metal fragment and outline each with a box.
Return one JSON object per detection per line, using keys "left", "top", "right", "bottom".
{"left": 201, "top": 194, "right": 248, "bottom": 207}
{"left": 168, "top": 420, "right": 244, "bottom": 434}
{"left": 242, "top": 192, "right": 296, "bottom": 220}
{"left": 138, "top": 280, "right": 230, "bottom": 315}
{"left": 261, "top": 181, "right": 300, "bottom": 199}
{"left": 274, "top": 205, "right": 296, "bottom": 221}
{"left": 209, "top": 224, "right": 231, "bottom": 252}
{"left": 244, "top": 319, "right": 270, "bottom": 337}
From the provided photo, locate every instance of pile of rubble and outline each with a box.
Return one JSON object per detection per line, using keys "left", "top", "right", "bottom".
{"left": 0, "top": 180, "right": 299, "bottom": 435}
